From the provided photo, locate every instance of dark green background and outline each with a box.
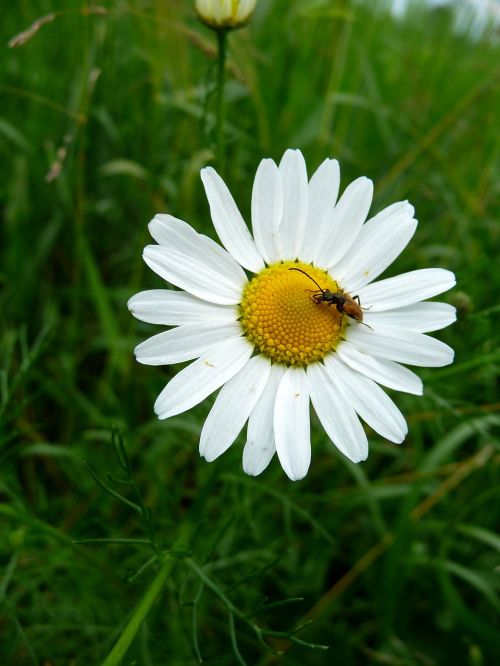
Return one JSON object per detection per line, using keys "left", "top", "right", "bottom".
{"left": 1, "top": 1, "right": 499, "bottom": 664}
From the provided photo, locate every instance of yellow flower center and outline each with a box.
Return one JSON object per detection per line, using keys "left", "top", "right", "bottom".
{"left": 240, "top": 261, "right": 346, "bottom": 366}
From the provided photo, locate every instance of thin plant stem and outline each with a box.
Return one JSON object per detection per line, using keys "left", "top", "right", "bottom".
{"left": 100, "top": 555, "right": 176, "bottom": 666}
{"left": 216, "top": 29, "right": 228, "bottom": 174}
{"left": 99, "top": 513, "right": 193, "bottom": 666}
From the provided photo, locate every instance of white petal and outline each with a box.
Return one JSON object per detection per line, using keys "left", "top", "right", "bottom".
{"left": 363, "top": 302, "right": 457, "bottom": 333}
{"left": 324, "top": 355, "right": 407, "bottom": 443}
{"left": 366, "top": 201, "right": 414, "bottom": 225}
{"left": 143, "top": 245, "right": 242, "bottom": 306}
{"left": 336, "top": 341, "right": 423, "bottom": 395}
{"left": 200, "top": 167, "right": 264, "bottom": 273}
{"left": 301, "top": 158, "right": 340, "bottom": 264}
{"left": 356, "top": 268, "right": 456, "bottom": 311}
{"left": 278, "top": 149, "right": 309, "bottom": 259}
{"left": 274, "top": 366, "right": 311, "bottom": 481}
{"left": 200, "top": 355, "right": 271, "bottom": 462}
{"left": 331, "top": 205, "right": 417, "bottom": 292}
{"left": 144, "top": 214, "right": 247, "bottom": 304}
{"left": 154, "top": 335, "right": 253, "bottom": 419}
{"left": 346, "top": 327, "right": 455, "bottom": 367}
{"left": 148, "top": 213, "right": 190, "bottom": 245}
{"left": 251, "top": 158, "right": 283, "bottom": 264}
{"left": 134, "top": 322, "right": 242, "bottom": 366}
{"left": 127, "top": 290, "right": 238, "bottom": 326}
{"left": 315, "top": 177, "right": 373, "bottom": 269}
{"left": 307, "top": 362, "right": 368, "bottom": 463}
{"left": 243, "top": 364, "right": 285, "bottom": 476}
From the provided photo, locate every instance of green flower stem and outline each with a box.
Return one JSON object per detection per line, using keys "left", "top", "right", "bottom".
{"left": 216, "top": 29, "right": 228, "bottom": 175}
{"left": 101, "top": 554, "right": 176, "bottom": 666}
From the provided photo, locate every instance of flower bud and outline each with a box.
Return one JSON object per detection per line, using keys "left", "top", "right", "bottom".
{"left": 195, "top": 0, "right": 257, "bottom": 30}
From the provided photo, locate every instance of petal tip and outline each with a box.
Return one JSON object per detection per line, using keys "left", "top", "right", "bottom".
{"left": 442, "top": 269, "right": 457, "bottom": 288}
{"left": 148, "top": 214, "right": 168, "bottom": 235}
{"left": 242, "top": 464, "right": 261, "bottom": 477}
{"left": 200, "top": 165, "right": 216, "bottom": 179}
{"left": 285, "top": 470, "right": 307, "bottom": 482}
{"left": 356, "top": 175, "right": 373, "bottom": 188}
{"left": 153, "top": 398, "right": 168, "bottom": 420}
{"left": 349, "top": 449, "right": 369, "bottom": 463}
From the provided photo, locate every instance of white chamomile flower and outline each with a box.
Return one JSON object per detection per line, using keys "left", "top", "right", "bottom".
{"left": 128, "top": 149, "right": 456, "bottom": 481}
{"left": 195, "top": 0, "right": 257, "bottom": 30}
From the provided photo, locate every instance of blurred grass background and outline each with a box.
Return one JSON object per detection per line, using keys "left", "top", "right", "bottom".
{"left": 1, "top": 0, "right": 499, "bottom": 664}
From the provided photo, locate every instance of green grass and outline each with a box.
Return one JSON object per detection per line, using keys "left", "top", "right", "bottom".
{"left": 1, "top": 0, "right": 499, "bottom": 664}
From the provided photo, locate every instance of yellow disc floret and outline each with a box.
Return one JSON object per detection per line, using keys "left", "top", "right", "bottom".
{"left": 240, "top": 261, "right": 346, "bottom": 366}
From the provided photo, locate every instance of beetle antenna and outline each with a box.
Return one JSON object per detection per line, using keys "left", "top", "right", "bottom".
{"left": 288, "top": 268, "right": 326, "bottom": 294}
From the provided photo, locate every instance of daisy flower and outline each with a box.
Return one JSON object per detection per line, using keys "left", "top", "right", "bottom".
{"left": 128, "top": 150, "right": 456, "bottom": 480}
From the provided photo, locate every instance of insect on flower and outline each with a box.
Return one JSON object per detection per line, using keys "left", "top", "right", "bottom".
{"left": 289, "top": 267, "right": 369, "bottom": 327}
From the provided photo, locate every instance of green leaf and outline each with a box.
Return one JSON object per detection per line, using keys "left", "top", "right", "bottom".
{"left": 456, "top": 523, "right": 500, "bottom": 554}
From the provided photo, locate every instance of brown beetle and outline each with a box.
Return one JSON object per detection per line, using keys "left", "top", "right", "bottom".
{"left": 289, "top": 267, "right": 370, "bottom": 326}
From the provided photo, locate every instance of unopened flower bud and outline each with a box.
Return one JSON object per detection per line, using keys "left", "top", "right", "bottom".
{"left": 195, "top": 0, "right": 257, "bottom": 30}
